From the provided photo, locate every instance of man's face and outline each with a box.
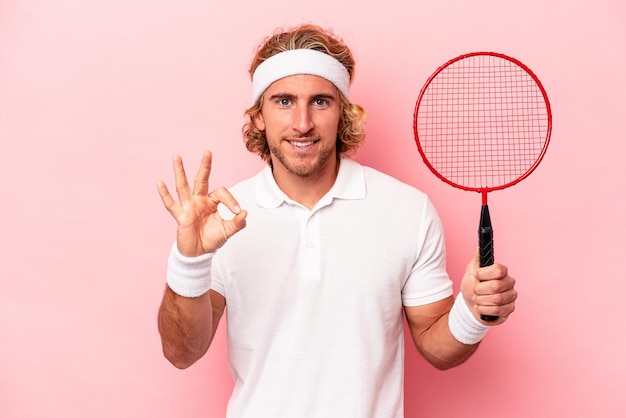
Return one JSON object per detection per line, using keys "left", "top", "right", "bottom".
{"left": 253, "top": 74, "right": 341, "bottom": 179}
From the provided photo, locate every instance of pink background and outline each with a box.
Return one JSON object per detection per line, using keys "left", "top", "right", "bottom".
{"left": 1, "top": 0, "right": 625, "bottom": 417}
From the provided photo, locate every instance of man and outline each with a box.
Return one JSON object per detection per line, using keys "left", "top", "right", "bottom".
{"left": 157, "top": 24, "right": 517, "bottom": 417}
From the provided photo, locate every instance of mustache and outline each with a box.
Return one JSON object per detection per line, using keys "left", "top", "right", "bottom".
{"left": 285, "top": 132, "right": 318, "bottom": 141}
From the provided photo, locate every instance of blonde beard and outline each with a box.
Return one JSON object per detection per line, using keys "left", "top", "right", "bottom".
{"left": 268, "top": 141, "right": 337, "bottom": 178}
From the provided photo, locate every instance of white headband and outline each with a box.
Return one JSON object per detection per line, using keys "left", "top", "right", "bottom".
{"left": 251, "top": 49, "right": 351, "bottom": 103}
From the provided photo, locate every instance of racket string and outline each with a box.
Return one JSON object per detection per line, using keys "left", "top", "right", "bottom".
{"left": 416, "top": 54, "right": 550, "bottom": 189}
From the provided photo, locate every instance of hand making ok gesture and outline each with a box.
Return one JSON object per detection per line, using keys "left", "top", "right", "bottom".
{"left": 157, "top": 151, "right": 247, "bottom": 257}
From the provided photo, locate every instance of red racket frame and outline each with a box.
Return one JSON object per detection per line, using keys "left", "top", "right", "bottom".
{"left": 413, "top": 52, "right": 552, "bottom": 205}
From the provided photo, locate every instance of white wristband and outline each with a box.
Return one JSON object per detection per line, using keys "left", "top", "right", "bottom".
{"left": 448, "top": 294, "right": 490, "bottom": 345}
{"left": 166, "top": 242, "right": 214, "bottom": 298}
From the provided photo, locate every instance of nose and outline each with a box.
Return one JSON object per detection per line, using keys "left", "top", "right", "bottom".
{"left": 293, "top": 105, "right": 314, "bottom": 135}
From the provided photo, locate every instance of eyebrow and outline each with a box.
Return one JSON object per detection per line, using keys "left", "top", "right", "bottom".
{"left": 267, "top": 92, "right": 337, "bottom": 102}
{"left": 268, "top": 92, "right": 296, "bottom": 101}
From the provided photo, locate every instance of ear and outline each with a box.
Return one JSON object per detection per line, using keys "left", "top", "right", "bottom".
{"left": 253, "top": 111, "right": 266, "bottom": 131}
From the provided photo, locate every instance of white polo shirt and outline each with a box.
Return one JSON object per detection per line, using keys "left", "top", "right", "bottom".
{"left": 211, "top": 156, "right": 453, "bottom": 418}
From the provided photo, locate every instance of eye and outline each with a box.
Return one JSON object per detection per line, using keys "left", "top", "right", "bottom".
{"left": 314, "top": 98, "right": 327, "bottom": 106}
{"left": 279, "top": 98, "right": 291, "bottom": 106}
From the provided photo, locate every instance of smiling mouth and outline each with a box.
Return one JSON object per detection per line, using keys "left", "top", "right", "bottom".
{"left": 287, "top": 139, "right": 319, "bottom": 148}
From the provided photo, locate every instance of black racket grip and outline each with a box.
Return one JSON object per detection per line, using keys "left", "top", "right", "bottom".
{"left": 478, "top": 225, "right": 494, "bottom": 267}
{"left": 478, "top": 205, "right": 499, "bottom": 322}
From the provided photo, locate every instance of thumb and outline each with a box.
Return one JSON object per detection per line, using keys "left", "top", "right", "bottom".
{"left": 467, "top": 248, "right": 480, "bottom": 270}
{"left": 224, "top": 210, "right": 247, "bottom": 237}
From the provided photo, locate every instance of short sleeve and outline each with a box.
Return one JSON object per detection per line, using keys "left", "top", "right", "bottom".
{"left": 401, "top": 197, "right": 454, "bottom": 306}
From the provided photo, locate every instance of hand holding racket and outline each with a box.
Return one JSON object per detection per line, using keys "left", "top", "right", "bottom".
{"left": 414, "top": 52, "right": 552, "bottom": 321}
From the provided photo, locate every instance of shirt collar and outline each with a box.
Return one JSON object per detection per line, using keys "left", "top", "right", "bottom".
{"left": 254, "top": 155, "right": 366, "bottom": 209}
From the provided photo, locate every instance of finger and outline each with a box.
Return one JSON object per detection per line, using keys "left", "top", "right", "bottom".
{"left": 223, "top": 210, "right": 248, "bottom": 237}
{"left": 156, "top": 181, "right": 181, "bottom": 218}
{"left": 474, "top": 286, "right": 517, "bottom": 307}
{"left": 474, "top": 275, "right": 516, "bottom": 299}
{"left": 193, "top": 150, "right": 212, "bottom": 196}
{"left": 475, "top": 262, "right": 508, "bottom": 282}
{"left": 478, "top": 299, "right": 516, "bottom": 321}
{"left": 472, "top": 285, "right": 516, "bottom": 320}
{"left": 172, "top": 155, "right": 192, "bottom": 203}
{"left": 208, "top": 187, "right": 243, "bottom": 215}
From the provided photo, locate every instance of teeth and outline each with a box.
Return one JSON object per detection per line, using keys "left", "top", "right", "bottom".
{"left": 291, "top": 140, "right": 315, "bottom": 148}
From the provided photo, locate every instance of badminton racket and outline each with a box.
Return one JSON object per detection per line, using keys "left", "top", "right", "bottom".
{"left": 413, "top": 52, "right": 552, "bottom": 321}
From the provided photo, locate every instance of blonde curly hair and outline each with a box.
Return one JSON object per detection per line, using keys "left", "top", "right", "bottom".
{"left": 242, "top": 24, "right": 367, "bottom": 163}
